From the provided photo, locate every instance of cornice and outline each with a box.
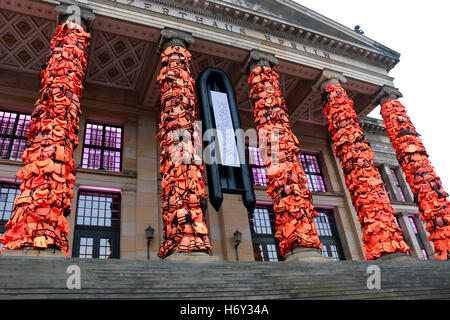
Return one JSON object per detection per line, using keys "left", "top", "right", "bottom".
{"left": 150, "top": 0, "right": 400, "bottom": 71}
{"left": 43, "top": 0, "right": 398, "bottom": 72}
{"left": 360, "top": 117, "right": 387, "bottom": 133}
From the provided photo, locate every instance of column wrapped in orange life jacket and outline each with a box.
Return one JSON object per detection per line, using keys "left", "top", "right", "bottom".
{"left": 322, "top": 82, "right": 409, "bottom": 260}
{"left": 157, "top": 44, "right": 212, "bottom": 259}
{"left": 381, "top": 99, "right": 450, "bottom": 260}
{"left": 248, "top": 65, "right": 322, "bottom": 257}
{"left": 0, "top": 21, "right": 91, "bottom": 257}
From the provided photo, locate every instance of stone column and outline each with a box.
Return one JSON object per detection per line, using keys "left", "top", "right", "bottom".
{"left": 156, "top": 29, "right": 217, "bottom": 261}
{"left": 374, "top": 86, "right": 450, "bottom": 260}
{"left": 243, "top": 50, "right": 327, "bottom": 262}
{"left": 318, "top": 70, "right": 410, "bottom": 260}
{"left": 0, "top": 4, "right": 94, "bottom": 257}
{"left": 135, "top": 110, "right": 159, "bottom": 260}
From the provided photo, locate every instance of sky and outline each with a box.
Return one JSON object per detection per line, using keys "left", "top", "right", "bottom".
{"left": 292, "top": 0, "right": 450, "bottom": 192}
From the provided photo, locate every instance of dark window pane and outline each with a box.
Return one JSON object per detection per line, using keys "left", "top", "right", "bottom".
{"left": 248, "top": 147, "right": 267, "bottom": 187}
{"left": 15, "top": 114, "right": 31, "bottom": 137}
{"left": 0, "top": 138, "right": 11, "bottom": 158}
{"left": 99, "top": 238, "right": 112, "bottom": 259}
{"left": 76, "top": 191, "right": 121, "bottom": 228}
{"left": 250, "top": 206, "right": 276, "bottom": 235}
{"left": 409, "top": 214, "right": 428, "bottom": 260}
{"left": 314, "top": 209, "right": 344, "bottom": 261}
{"left": 299, "top": 153, "right": 327, "bottom": 192}
{"left": 0, "top": 183, "right": 20, "bottom": 221}
{"left": 0, "top": 111, "right": 30, "bottom": 160}
{"left": 82, "top": 123, "right": 122, "bottom": 172}
{"left": 0, "top": 112, "right": 17, "bottom": 135}
{"left": 391, "top": 168, "right": 406, "bottom": 201}
{"left": 79, "top": 237, "right": 94, "bottom": 259}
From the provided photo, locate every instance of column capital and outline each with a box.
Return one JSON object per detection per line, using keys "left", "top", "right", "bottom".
{"left": 241, "top": 49, "right": 279, "bottom": 74}
{"left": 371, "top": 85, "right": 403, "bottom": 106}
{"left": 157, "top": 28, "right": 195, "bottom": 53}
{"left": 312, "top": 69, "right": 347, "bottom": 91}
{"left": 55, "top": 1, "right": 95, "bottom": 30}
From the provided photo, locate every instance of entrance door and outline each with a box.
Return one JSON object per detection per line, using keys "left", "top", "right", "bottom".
{"left": 72, "top": 190, "right": 121, "bottom": 259}
{"left": 315, "top": 209, "right": 345, "bottom": 261}
{"left": 248, "top": 205, "right": 281, "bottom": 261}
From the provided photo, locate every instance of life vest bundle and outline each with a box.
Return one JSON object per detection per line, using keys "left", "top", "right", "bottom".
{"left": 381, "top": 99, "right": 450, "bottom": 260}
{"left": 157, "top": 45, "right": 211, "bottom": 259}
{"left": 0, "top": 22, "right": 90, "bottom": 257}
{"left": 249, "top": 65, "right": 322, "bottom": 257}
{"left": 322, "top": 83, "right": 409, "bottom": 260}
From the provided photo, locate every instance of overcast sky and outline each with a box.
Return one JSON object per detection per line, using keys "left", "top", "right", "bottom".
{"left": 292, "top": 0, "right": 450, "bottom": 192}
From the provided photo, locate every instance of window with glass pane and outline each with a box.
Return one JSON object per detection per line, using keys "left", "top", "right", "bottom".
{"left": 248, "top": 146, "right": 267, "bottom": 187}
{"left": 390, "top": 168, "right": 406, "bottom": 201}
{"left": 0, "top": 183, "right": 20, "bottom": 223}
{"left": 0, "top": 111, "right": 31, "bottom": 161}
{"left": 73, "top": 190, "right": 121, "bottom": 259}
{"left": 249, "top": 206, "right": 276, "bottom": 235}
{"left": 79, "top": 237, "right": 94, "bottom": 258}
{"left": 99, "top": 238, "right": 112, "bottom": 259}
{"left": 256, "top": 244, "right": 278, "bottom": 262}
{"left": 298, "top": 153, "right": 327, "bottom": 192}
{"left": 76, "top": 191, "right": 121, "bottom": 228}
{"left": 0, "top": 183, "right": 20, "bottom": 248}
{"left": 82, "top": 123, "right": 122, "bottom": 172}
{"left": 315, "top": 209, "right": 344, "bottom": 261}
{"left": 393, "top": 215, "right": 411, "bottom": 255}
{"left": 248, "top": 205, "right": 281, "bottom": 262}
{"left": 409, "top": 215, "right": 429, "bottom": 260}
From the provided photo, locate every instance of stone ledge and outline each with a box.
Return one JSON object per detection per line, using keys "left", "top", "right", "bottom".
{"left": 376, "top": 252, "right": 416, "bottom": 261}
{"left": 284, "top": 247, "right": 334, "bottom": 263}
{"left": 1, "top": 248, "right": 65, "bottom": 258}
{"left": 165, "top": 251, "right": 220, "bottom": 262}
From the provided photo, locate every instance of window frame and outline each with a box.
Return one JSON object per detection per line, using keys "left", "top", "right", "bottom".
{"left": 247, "top": 145, "right": 267, "bottom": 187}
{"left": 81, "top": 122, "right": 124, "bottom": 172}
{"left": 376, "top": 165, "right": 394, "bottom": 201}
{"left": 72, "top": 189, "right": 122, "bottom": 259}
{"left": 248, "top": 204, "right": 281, "bottom": 262}
{"left": 315, "top": 208, "right": 345, "bottom": 261}
{"left": 0, "top": 110, "right": 31, "bottom": 161}
{"left": 408, "top": 214, "right": 429, "bottom": 260}
{"left": 0, "top": 182, "right": 20, "bottom": 235}
{"left": 390, "top": 167, "right": 407, "bottom": 202}
{"left": 298, "top": 151, "right": 328, "bottom": 193}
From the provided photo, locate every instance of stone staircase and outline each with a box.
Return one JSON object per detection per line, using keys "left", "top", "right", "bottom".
{"left": 0, "top": 256, "right": 449, "bottom": 299}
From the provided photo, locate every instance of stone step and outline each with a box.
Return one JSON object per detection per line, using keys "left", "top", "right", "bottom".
{"left": 1, "top": 256, "right": 449, "bottom": 300}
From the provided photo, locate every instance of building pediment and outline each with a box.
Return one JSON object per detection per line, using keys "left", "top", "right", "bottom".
{"left": 222, "top": 0, "right": 392, "bottom": 50}
{"left": 209, "top": 0, "right": 400, "bottom": 69}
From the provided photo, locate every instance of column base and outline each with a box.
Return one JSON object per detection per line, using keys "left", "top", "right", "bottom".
{"left": 284, "top": 247, "right": 333, "bottom": 263}
{"left": 376, "top": 252, "right": 416, "bottom": 261}
{"left": 165, "top": 251, "right": 220, "bottom": 262}
{"left": 1, "top": 248, "right": 65, "bottom": 258}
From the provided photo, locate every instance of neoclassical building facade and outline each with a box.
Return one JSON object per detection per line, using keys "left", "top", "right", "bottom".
{"left": 0, "top": 0, "right": 447, "bottom": 262}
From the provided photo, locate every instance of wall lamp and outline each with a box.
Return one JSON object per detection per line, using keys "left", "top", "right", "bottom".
{"left": 145, "top": 225, "right": 155, "bottom": 260}
{"left": 233, "top": 229, "right": 242, "bottom": 261}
